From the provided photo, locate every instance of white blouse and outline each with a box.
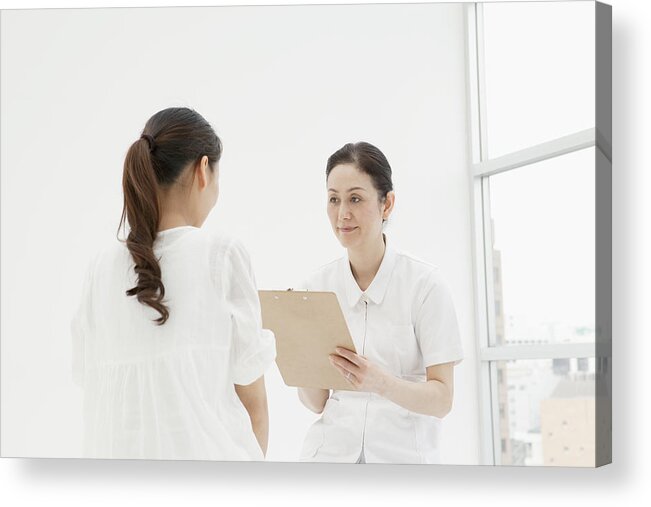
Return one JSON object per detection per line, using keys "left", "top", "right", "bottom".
{"left": 71, "top": 226, "right": 276, "bottom": 461}
{"left": 299, "top": 238, "right": 463, "bottom": 464}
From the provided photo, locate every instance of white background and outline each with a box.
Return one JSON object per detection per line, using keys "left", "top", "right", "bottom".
{"left": 1, "top": 0, "right": 648, "bottom": 506}
{"left": 0, "top": 1, "right": 477, "bottom": 463}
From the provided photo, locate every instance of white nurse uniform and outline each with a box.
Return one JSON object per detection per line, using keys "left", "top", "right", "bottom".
{"left": 299, "top": 238, "right": 463, "bottom": 464}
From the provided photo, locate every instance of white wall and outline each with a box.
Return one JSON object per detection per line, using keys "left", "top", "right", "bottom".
{"left": 0, "top": 3, "right": 479, "bottom": 464}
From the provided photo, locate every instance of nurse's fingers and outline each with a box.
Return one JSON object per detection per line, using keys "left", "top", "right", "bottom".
{"left": 329, "top": 354, "right": 361, "bottom": 375}
{"left": 331, "top": 361, "right": 359, "bottom": 386}
{"left": 334, "top": 347, "right": 365, "bottom": 367}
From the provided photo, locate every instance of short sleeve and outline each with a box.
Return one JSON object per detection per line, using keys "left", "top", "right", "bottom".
{"left": 222, "top": 239, "right": 276, "bottom": 386}
{"left": 71, "top": 259, "right": 95, "bottom": 388}
{"left": 415, "top": 273, "right": 464, "bottom": 368}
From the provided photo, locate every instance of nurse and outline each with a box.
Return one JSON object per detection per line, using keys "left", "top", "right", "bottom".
{"left": 298, "top": 142, "right": 463, "bottom": 464}
{"left": 71, "top": 107, "right": 276, "bottom": 461}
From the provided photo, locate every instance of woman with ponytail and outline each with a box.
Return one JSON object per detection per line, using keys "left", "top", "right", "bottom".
{"left": 71, "top": 107, "right": 276, "bottom": 461}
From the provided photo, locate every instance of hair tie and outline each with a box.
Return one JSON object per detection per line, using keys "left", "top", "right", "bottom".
{"left": 140, "top": 133, "right": 156, "bottom": 153}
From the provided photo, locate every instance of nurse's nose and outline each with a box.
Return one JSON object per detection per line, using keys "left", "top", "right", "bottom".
{"left": 338, "top": 202, "right": 352, "bottom": 221}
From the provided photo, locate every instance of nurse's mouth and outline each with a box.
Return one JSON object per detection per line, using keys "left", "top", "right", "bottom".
{"left": 339, "top": 227, "right": 358, "bottom": 233}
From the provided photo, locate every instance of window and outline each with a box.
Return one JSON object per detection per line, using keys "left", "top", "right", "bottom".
{"left": 489, "top": 148, "right": 596, "bottom": 347}
{"left": 466, "top": 2, "right": 598, "bottom": 466}
{"left": 482, "top": 1, "right": 595, "bottom": 158}
{"left": 494, "top": 359, "right": 595, "bottom": 466}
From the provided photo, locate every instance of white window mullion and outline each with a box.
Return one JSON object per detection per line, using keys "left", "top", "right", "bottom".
{"left": 466, "top": 2, "right": 484, "bottom": 164}
{"left": 473, "top": 128, "right": 596, "bottom": 178}
{"left": 467, "top": 2, "right": 496, "bottom": 466}
{"left": 480, "top": 343, "right": 596, "bottom": 362}
{"left": 488, "top": 361, "right": 502, "bottom": 465}
{"left": 475, "top": 2, "right": 489, "bottom": 162}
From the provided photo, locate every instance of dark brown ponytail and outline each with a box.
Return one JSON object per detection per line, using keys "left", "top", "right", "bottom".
{"left": 118, "top": 108, "right": 222, "bottom": 325}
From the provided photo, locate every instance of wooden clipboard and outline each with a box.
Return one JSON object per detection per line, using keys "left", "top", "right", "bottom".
{"left": 258, "top": 290, "right": 357, "bottom": 391}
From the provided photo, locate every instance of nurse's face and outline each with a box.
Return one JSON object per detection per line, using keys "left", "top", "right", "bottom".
{"left": 326, "top": 163, "right": 391, "bottom": 250}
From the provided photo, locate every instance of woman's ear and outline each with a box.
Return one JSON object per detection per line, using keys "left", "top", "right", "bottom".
{"left": 195, "top": 155, "right": 210, "bottom": 191}
{"left": 382, "top": 191, "right": 395, "bottom": 220}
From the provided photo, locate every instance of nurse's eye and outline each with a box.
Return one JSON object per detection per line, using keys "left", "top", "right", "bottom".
{"left": 351, "top": 196, "right": 361, "bottom": 203}
{"left": 329, "top": 196, "right": 339, "bottom": 204}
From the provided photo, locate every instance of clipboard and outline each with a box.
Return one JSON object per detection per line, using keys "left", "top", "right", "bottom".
{"left": 258, "top": 290, "right": 357, "bottom": 391}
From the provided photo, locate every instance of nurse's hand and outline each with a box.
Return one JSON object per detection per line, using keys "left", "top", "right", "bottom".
{"left": 329, "top": 347, "right": 390, "bottom": 394}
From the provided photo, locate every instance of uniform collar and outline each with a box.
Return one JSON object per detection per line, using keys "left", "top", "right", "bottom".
{"left": 342, "top": 235, "right": 398, "bottom": 307}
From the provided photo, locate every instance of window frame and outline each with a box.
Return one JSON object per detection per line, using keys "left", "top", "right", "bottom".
{"left": 465, "top": 2, "right": 596, "bottom": 466}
